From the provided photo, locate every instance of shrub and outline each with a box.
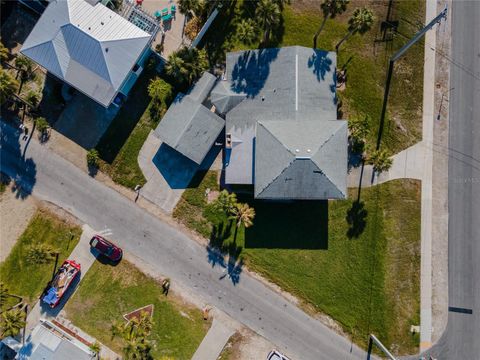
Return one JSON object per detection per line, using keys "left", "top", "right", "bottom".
{"left": 184, "top": 16, "right": 202, "bottom": 41}
{"left": 35, "top": 117, "right": 49, "bottom": 133}
{"left": 25, "top": 243, "right": 58, "bottom": 264}
{"left": 367, "top": 149, "right": 393, "bottom": 173}
{"left": 25, "top": 90, "right": 40, "bottom": 108}
{"left": 87, "top": 149, "right": 100, "bottom": 168}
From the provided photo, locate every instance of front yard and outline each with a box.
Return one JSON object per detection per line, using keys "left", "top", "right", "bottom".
{"left": 0, "top": 208, "right": 81, "bottom": 304}
{"left": 64, "top": 260, "right": 210, "bottom": 360}
{"left": 174, "top": 173, "right": 421, "bottom": 355}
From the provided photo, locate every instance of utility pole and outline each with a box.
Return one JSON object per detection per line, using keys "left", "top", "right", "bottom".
{"left": 376, "top": 6, "right": 448, "bottom": 150}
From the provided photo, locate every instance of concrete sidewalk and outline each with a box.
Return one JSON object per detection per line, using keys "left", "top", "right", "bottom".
{"left": 25, "top": 225, "right": 97, "bottom": 334}
{"left": 191, "top": 312, "right": 237, "bottom": 360}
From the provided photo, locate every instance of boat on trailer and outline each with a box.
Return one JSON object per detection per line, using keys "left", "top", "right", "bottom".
{"left": 42, "top": 260, "right": 81, "bottom": 308}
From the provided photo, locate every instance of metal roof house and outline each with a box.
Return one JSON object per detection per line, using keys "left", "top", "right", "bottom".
{"left": 154, "top": 72, "right": 224, "bottom": 165}
{"left": 20, "top": 0, "right": 154, "bottom": 107}
{"left": 15, "top": 320, "right": 94, "bottom": 360}
{"left": 212, "top": 46, "right": 347, "bottom": 200}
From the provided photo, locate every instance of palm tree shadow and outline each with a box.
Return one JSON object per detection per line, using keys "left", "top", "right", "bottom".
{"left": 346, "top": 201, "right": 368, "bottom": 239}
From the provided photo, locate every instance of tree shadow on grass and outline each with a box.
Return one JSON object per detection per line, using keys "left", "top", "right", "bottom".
{"left": 244, "top": 199, "right": 328, "bottom": 249}
{"left": 346, "top": 201, "right": 368, "bottom": 239}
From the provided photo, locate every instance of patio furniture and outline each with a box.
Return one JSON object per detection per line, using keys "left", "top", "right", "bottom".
{"left": 162, "top": 12, "right": 173, "bottom": 22}
{"left": 154, "top": 10, "right": 161, "bottom": 19}
{"left": 161, "top": 7, "right": 168, "bottom": 16}
{"left": 136, "top": 0, "right": 142, "bottom": 5}
{"left": 170, "top": 4, "right": 176, "bottom": 13}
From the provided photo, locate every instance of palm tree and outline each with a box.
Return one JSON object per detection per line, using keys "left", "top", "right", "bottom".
{"left": 368, "top": 149, "right": 392, "bottom": 173}
{"left": 313, "top": 0, "right": 349, "bottom": 48}
{"left": 336, "top": 7, "right": 375, "bottom": 52}
{"left": 212, "top": 190, "right": 237, "bottom": 215}
{"left": 183, "top": 47, "right": 209, "bottom": 85}
{"left": 255, "top": 0, "right": 281, "bottom": 44}
{"left": 178, "top": 0, "right": 197, "bottom": 16}
{"left": 1, "top": 307, "right": 26, "bottom": 337}
{"left": 0, "top": 68, "right": 19, "bottom": 105}
{"left": 0, "top": 41, "right": 9, "bottom": 63}
{"left": 111, "top": 312, "right": 153, "bottom": 359}
{"left": 348, "top": 114, "right": 369, "bottom": 152}
{"left": 229, "top": 203, "right": 255, "bottom": 243}
{"left": 165, "top": 52, "right": 188, "bottom": 85}
{"left": 89, "top": 341, "right": 101, "bottom": 357}
{"left": 14, "top": 55, "right": 34, "bottom": 93}
{"left": 237, "top": 19, "right": 258, "bottom": 45}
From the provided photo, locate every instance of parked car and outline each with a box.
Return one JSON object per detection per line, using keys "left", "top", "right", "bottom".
{"left": 267, "top": 350, "right": 290, "bottom": 360}
{"left": 89, "top": 235, "right": 122, "bottom": 262}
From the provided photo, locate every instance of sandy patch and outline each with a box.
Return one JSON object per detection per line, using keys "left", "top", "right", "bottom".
{"left": 0, "top": 185, "right": 38, "bottom": 262}
{"left": 220, "top": 328, "right": 276, "bottom": 360}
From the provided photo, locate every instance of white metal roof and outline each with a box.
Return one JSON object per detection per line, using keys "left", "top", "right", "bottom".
{"left": 21, "top": 0, "right": 152, "bottom": 107}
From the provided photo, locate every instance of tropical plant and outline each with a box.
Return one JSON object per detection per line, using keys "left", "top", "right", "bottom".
{"left": 35, "top": 117, "right": 49, "bottom": 134}
{"left": 0, "top": 68, "right": 19, "bottom": 105}
{"left": 0, "top": 307, "right": 26, "bottom": 337}
{"left": 236, "top": 19, "right": 258, "bottom": 45}
{"left": 313, "top": 0, "right": 349, "bottom": 48}
{"left": 255, "top": 0, "right": 281, "bottom": 44}
{"left": 0, "top": 41, "right": 9, "bottom": 63}
{"left": 348, "top": 114, "right": 369, "bottom": 152}
{"left": 87, "top": 149, "right": 100, "bottom": 168}
{"left": 25, "top": 243, "right": 58, "bottom": 264}
{"left": 25, "top": 90, "right": 40, "bottom": 107}
{"left": 177, "top": 0, "right": 198, "bottom": 16}
{"left": 89, "top": 341, "right": 101, "bottom": 356}
{"left": 147, "top": 78, "right": 173, "bottom": 106}
{"left": 212, "top": 190, "right": 238, "bottom": 215}
{"left": 336, "top": 7, "right": 375, "bottom": 52}
{"left": 184, "top": 16, "right": 202, "bottom": 41}
{"left": 368, "top": 149, "right": 393, "bottom": 173}
{"left": 165, "top": 47, "right": 208, "bottom": 86}
{"left": 14, "top": 55, "right": 34, "bottom": 80}
{"left": 229, "top": 203, "right": 255, "bottom": 243}
{"left": 111, "top": 312, "right": 153, "bottom": 360}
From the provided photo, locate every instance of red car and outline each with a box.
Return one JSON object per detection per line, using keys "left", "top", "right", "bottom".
{"left": 89, "top": 235, "right": 123, "bottom": 262}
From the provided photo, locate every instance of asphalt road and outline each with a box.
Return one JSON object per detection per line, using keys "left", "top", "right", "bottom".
{"left": 0, "top": 120, "right": 365, "bottom": 360}
{"left": 425, "top": 1, "right": 480, "bottom": 358}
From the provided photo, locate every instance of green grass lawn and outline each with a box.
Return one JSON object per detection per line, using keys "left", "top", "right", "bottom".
{"left": 64, "top": 260, "right": 210, "bottom": 360}
{"left": 95, "top": 57, "right": 174, "bottom": 189}
{"left": 203, "top": 0, "right": 425, "bottom": 154}
{"left": 174, "top": 173, "right": 421, "bottom": 355}
{"left": 0, "top": 209, "right": 81, "bottom": 305}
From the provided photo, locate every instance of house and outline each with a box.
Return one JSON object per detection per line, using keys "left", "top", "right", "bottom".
{"left": 155, "top": 46, "right": 347, "bottom": 200}
{"left": 154, "top": 72, "right": 225, "bottom": 165}
{"left": 213, "top": 46, "right": 347, "bottom": 200}
{"left": 20, "top": 0, "right": 155, "bottom": 107}
{"left": 3, "top": 319, "right": 94, "bottom": 360}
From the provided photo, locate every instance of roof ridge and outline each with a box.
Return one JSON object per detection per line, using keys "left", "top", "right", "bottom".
{"left": 257, "top": 121, "right": 295, "bottom": 156}
{"left": 255, "top": 156, "right": 296, "bottom": 198}
{"left": 172, "top": 97, "right": 202, "bottom": 147}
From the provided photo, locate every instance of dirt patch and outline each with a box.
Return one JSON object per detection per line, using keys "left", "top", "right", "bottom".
{"left": 220, "top": 328, "right": 276, "bottom": 360}
{"left": 0, "top": 184, "right": 38, "bottom": 262}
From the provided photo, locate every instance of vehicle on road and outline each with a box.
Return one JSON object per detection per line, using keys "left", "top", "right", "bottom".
{"left": 89, "top": 235, "right": 123, "bottom": 262}
{"left": 267, "top": 350, "right": 290, "bottom": 360}
{"left": 42, "top": 260, "right": 81, "bottom": 308}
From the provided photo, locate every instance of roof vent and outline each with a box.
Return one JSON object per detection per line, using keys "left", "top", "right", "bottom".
{"left": 101, "top": 21, "right": 104, "bottom": 25}
{"left": 88, "top": 27, "right": 91, "bottom": 30}
{"left": 261, "top": 96, "right": 265, "bottom": 101}
{"left": 105, "top": 48, "right": 109, "bottom": 52}
{"left": 307, "top": 149, "right": 311, "bottom": 153}
{"left": 295, "top": 149, "right": 300, "bottom": 153}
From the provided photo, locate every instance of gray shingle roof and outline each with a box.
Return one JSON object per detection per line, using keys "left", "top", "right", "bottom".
{"left": 188, "top": 72, "right": 217, "bottom": 103}
{"left": 255, "top": 120, "right": 347, "bottom": 200}
{"left": 210, "top": 80, "right": 246, "bottom": 114}
{"left": 154, "top": 92, "right": 224, "bottom": 165}
{"left": 222, "top": 46, "right": 345, "bottom": 199}
{"left": 20, "top": 0, "right": 151, "bottom": 107}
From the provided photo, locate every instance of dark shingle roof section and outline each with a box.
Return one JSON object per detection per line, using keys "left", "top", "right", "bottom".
{"left": 154, "top": 92, "right": 224, "bottom": 165}
{"left": 254, "top": 120, "right": 347, "bottom": 200}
